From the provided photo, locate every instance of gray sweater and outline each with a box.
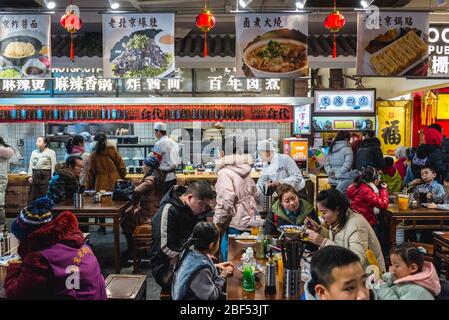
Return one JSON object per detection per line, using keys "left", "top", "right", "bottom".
{"left": 325, "top": 141, "right": 356, "bottom": 184}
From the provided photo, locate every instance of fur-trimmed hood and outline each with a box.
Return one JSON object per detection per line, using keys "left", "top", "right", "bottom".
{"left": 214, "top": 154, "right": 254, "bottom": 177}
{"left": 0, "top": 145, "right": 14, "bottom": 160}
{"left": 18, "top": 211, "right": 84, "bottom": 258}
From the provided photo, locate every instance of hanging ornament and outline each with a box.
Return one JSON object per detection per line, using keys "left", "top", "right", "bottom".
{"left": 195, "top": 1, "right": 216, "bottom": 57}
{"left": 324, "top": 0, "right": 345, "bottom": 59}
{"left": 60, "top": 2, "right": 83, "bottom": 62}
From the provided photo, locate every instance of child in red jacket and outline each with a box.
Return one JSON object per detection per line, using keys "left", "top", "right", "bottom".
{"left": 347, "top": 166, "right": 389, "bottom": 227}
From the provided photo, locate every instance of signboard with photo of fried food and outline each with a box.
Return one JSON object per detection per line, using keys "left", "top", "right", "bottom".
{"left": 356, "top": 11, "right": 429, "bottom": 77}
{"left": 235, "top": 13, "right": 308, "bottom": 78}
{"left": 0, "top": 14, "right": 51, "bottom": 79}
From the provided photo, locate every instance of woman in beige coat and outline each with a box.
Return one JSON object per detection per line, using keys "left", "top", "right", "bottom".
{"left": 213, "top": 136, "right": 260, "bottom": 261}
{"left": 305, "top": 188, "right": 386, "bottom": 273}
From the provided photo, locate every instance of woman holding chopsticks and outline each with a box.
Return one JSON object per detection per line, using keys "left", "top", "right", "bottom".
{"left": 304, "top": 188, "right": 386, "bottom": 273}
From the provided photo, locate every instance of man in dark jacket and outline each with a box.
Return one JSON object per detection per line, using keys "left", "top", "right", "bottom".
{"left": 150, "top": 181, "right": 214, "bottom": 290}
{"left": 47, "top": 155, "right": 83, "bottom": 204}
{"left": 355, "top": 130, "right": 385, "bottom": 170}
{"left": 429, "top": 123, "right": 449, "bottom": 174}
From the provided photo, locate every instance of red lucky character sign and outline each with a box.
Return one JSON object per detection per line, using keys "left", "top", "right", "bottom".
{"left": 324, "top": 0, "right": 346, "bottom": 59}
{"left": 195, "top": 0, "right": 216, "bottom": 57}
{"left": 60, "top": 2, "right": 83, "bottom": 62}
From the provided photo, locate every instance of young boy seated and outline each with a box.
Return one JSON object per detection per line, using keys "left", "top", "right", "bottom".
{"left": 303, "top": 246, "right": 374, "bottom": 300}
{"left": 426, "top": 173, "right": 449, "bottom": 210}
{"left": 411, "top": 166, "right": 445, "bottom": 204}
{"left": 380, "top": 156, "right": 403, "bottom": 193}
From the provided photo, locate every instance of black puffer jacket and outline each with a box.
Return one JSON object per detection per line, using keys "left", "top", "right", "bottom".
{"left": 355, "top": 138, "right": 385, "bottom": 170}
{"left": 441, "top": 137, "right": 449, "bottom": 172}
{"left": 46, "top": 164, "right": 80, "bottom": 204}
{"left": 149, "top": 186, "right": 206, "bottom": 287}
{"left": 411, "top": 143, "right": 447, "bottom": 181}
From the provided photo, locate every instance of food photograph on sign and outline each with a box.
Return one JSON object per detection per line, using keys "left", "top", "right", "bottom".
{"left": 356, "top": 11, "right": 429, "bottom": 77}
{"left": 312, "top": 116, "right": 376, "bottom": 131}
{"left": 235, "top": 13, "right": 308, "bottom": 78}
{"left": 0, "top": 15, "right": 51, "bottom": 79}
{"left": 102, "top": 13, "right": 175, "bottom": 78}
{"left": 314, "top": 89, "right": 375, "bottom": 113}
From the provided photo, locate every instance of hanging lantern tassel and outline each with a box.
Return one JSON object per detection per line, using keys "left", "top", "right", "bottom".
{"left": 324, "top": 10, "right": 346, "bottom": 60}
{"left": 70, "top": 34, "right": 75, "bottom": 62}
{"left": 333, "top": 34, "right": 337, "bottom": 59}
{"left": 195, "top": 7, "right": 216, "bottom": 58}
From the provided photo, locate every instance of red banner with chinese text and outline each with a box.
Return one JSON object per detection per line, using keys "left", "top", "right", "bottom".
{"left": 0, "top": 105, "right": 293, "bottom": 123}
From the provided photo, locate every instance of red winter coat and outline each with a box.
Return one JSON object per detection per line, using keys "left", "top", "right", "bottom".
{"left": 346, "top": 183, "right": 389, "bottom": 226}
{"left": 394, "top": 157, "right": 407, "bottom": 180}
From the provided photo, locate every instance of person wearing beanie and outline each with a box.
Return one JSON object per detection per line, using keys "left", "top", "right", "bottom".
{"left": 256, "top": 138, "right": 306, "bottom": 194}
{"left": 153, "top": 122, "right": 180, "bottom": 195}
{"left": 4, "top": 197, "right": 107, "bottom": 300}
{"left": 411, "top": 127, "right": 447, "bottom": 182}
{"left": 121, "top": 154, "right": 167, "bottom": 263}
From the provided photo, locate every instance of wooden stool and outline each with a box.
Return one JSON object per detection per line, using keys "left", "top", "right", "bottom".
{"left": 433, "top": 231, "right": 449, "bottom": 278}
{"left": 132, "top": 224, "right": 152, "bottom": 273}
{"left": 105, "top": 274, "right": 147, "bottom": 300}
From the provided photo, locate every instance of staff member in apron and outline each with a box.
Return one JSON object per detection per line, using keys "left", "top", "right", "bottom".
{"left": 153, "top": 122, "right": 180, "bottom": 194}
{"left": 28, "top": 136, "right": 57, "bottom": 201}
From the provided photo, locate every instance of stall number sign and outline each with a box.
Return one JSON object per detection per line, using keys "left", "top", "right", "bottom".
{"left": 314, "top": 90, "right": 375, "bottom": 113}
{"left": 429, "top": 24, "right": 449, "bottom": 76}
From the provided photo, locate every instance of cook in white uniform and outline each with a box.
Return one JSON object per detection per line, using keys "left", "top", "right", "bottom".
{"left": 256, "top": 139, "right": 305, "bottom": 193}
{"left": 153, "top": 122, "right": 180, "bottom": 194}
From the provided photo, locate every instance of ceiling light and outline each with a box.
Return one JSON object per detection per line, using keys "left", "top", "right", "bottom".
{"left": 239, "top": 0, "right": 254, "bottom": 9}
{"left": 435, "top": 0, "right": 447, "bottom": 7}
{"left": 109, "top": 0, "right": 120, "bottom": 10}
{"left": 44, "top": 0, "right": 56, "bottom": 9}
{"left": 295, "top": 0, "right": 306, "bottom": 9}
{"left": 360, "top": 0, "right": 374, "bottom": 8}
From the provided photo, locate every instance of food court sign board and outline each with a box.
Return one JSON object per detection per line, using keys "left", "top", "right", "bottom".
{"left": 428, "top": 24, "right": 449, "bottom": 77}
{"left": 102, "top": 13, "right": 175, "bottom": 78}
{"left": 0, "top": 14, "right": 51, "bottom": 79}
{"left": 235, "top": 13, "right": 308, "bottom": 78}
{"left": 356, "top": 11, "right": 429, "bottom": 77}
{"left": 313, "top": 89, "right": 375, "bottom": 114}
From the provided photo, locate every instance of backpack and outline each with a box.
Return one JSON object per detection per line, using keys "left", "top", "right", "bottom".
{"left": 112, "top": 179, "right": 135, "bottom": 202}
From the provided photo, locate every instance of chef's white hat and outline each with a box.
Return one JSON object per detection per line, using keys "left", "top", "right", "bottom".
{"left": 257, "top": 139, "right": 276, "bottom": 152}
{"left": 154, "top": 122, "right": 167, "bottom": 131}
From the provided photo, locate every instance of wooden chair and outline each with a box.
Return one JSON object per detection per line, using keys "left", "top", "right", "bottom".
{"left": 409, "top": 242, "right": 434, "bottom": 262}
{"left": 105, "top": 274, "right": 147, "bottom": 300}
{"left": 132, "top": 224, "right": 152, "bottom": 273}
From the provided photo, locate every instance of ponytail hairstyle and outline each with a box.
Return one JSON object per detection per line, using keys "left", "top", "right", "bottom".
{"left": 94, "top": 132, "right": 107, "bottom": 155}
{"left": 66, "top": 134, "right": 85, "bottom": 154}
{"left": 189, "top": 222, "right": 220, "bottom": 252}
{"left": 0, "top": 137, "right": 11, "bottom": 148}
{"left": 390, "top": 243, "right": 425, "bottom": 273}
{"left": 316, "top": 189, "right": 350, "bottom": 232}
{"left": 353, "top": 166, "right": 378, "bottom": 188}
{"left": 329, "top": 131, "right": 351, "bottom": 154}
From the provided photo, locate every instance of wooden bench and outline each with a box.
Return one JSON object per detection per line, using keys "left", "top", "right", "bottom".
{"left": 433, "top": 231, "right": 449, "bottom": 280}
{"left": 105, "top": 274, "right": 147, "bottom": 300}
{"left": 132, "top": 224, "right": 152, "bottom": 273}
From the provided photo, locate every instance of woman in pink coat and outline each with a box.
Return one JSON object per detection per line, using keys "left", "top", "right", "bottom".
{"left": 213, "top": 136, "right": 260, "bottom": 261}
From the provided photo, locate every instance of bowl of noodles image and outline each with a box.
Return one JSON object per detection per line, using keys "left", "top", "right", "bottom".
{"left": 243, "top": 38, "right": 308, "bottom": 78}
{"left": 0, "top": 35, "right": 42, "bottom": 66}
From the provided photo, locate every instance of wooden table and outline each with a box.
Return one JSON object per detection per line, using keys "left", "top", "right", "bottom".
{"left": 226, "top": 237, "right": 303, "bottom": 300}
{"left": 433, "top": 231, "right": 449, "bottom": 279}
{"left": 384, "top": 204, "right": 449, "bottom": 248}
{"left": 52, "top": 197, "right": 131, "bottom": 274}
{"left": 0, "top": 234, "right": 18, "bottom": 299}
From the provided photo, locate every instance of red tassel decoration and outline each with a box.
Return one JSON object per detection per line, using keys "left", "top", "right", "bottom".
{"left": 70, "top": 34, "right": 75, "bottom": 62}
{"left": 204, "top": 32, "right": 208, "bottom": 57}
{"left": 333, "top": 34, "right": 337, "bottom": 59}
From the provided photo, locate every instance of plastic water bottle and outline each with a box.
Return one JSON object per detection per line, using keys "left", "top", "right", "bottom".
{"left": 255, "top": 227, "right": 265, "bottom": 259}
{"left": 242, "top": 247, "right": 256, "bottom": 292}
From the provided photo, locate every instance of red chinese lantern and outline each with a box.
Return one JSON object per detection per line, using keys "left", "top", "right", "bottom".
{"left": 195, "top": 3, "right": 216, "bottom": 57}
{"left": 324, "top": 0, "right": 345, "bottom": 59}
{"left": 60, "top": 3, "right": 83, "bottom": 62}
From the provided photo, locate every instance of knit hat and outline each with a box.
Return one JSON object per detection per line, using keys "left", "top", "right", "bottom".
{"left": 144, "top": 154, "right": 160, "bottom": 169}
{"left": 11, "top": 197, "right": 54, "bottom": 241}
{"left": 425, "top": 128, "right": 443, "bottom": 146}
{"left": 257, "top": 139, "right": 276, "bottom": 152}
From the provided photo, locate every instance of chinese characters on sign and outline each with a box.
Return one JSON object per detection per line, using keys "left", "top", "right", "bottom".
{"left": 314, "top": 90, "right": 375, "bottom": 113}
{"left": 377, "top": 104, "right": 407, "bottom": 155}
{"left": 207, "top": 77, "right": 280, "bottom": 92}
{"left": 428, "top": 24, "right": 449, "bottom": 76}
{"left": 294, "top": 104, "right": 311, "bottom": 135}
{"left": 0, "top": 79, "right": 48, "bottom": 93}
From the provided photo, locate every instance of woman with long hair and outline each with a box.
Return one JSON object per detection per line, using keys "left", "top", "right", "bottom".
{"left": 65, "top": 134, "right": 90, "bottom": 185}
